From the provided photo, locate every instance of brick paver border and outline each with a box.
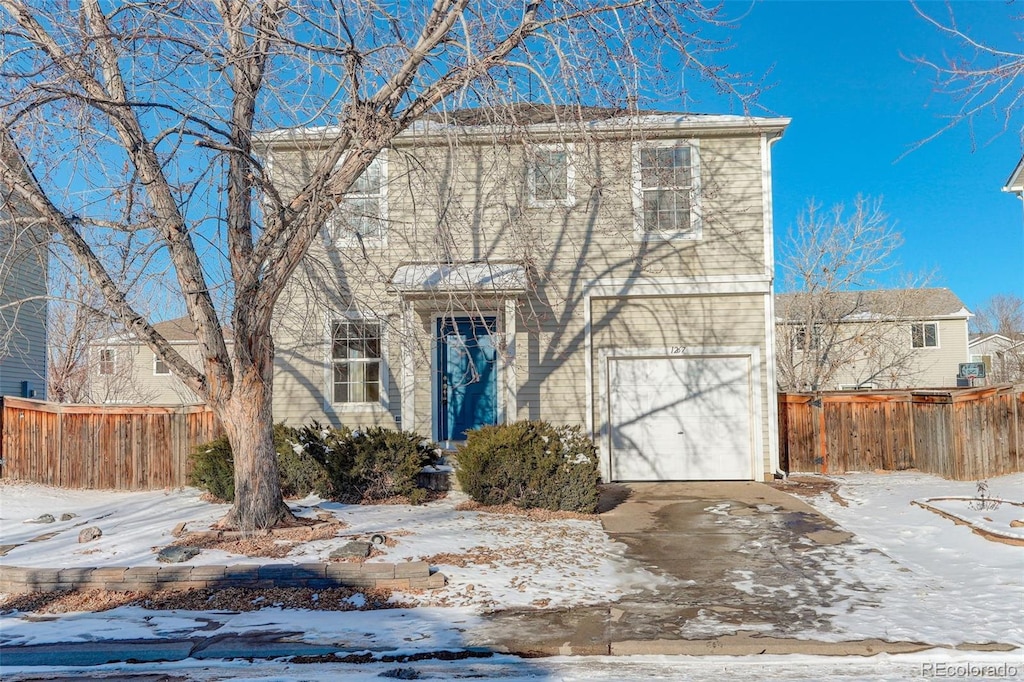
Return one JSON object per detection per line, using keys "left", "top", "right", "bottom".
{"left": 0, "top": 562, "right": 447, "bottom": 594}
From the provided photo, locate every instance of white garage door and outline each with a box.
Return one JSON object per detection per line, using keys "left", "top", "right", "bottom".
{"left": 609, "top": 355, "right": 753, "bottom": 481}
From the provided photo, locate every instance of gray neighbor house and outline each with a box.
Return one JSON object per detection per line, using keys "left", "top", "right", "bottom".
{"left": 261, "top": 106, "right": 791, "bottom": 484}
{"left": 0, "top": 140, "right": 47, "bottom": 400}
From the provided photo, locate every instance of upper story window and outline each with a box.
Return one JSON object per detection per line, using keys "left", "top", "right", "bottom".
{"left": 327, "top": 151, "right": 388, "bottom": 245}
{"left": 154, "top": 355, "right": 170, "bottom": 375}
{"left": 911, "top": 322, "right": 938, "bottom": 348}
{"left": 792, "top": 324, "right": 822, "bottom": 352}
{"left": 528, "top": 146, "right": 574, "bottom": 207}
{"left": 98, "top": 348, "right": 115, "bottom": 375}
{"left": 632, "top": 140, "right": 702, "bottom": 240}
{"left": 331, "top": 319, "right": 381, "bottom": 403}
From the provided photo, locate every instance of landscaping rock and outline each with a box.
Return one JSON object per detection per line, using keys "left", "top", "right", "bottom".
{"left": 28, "top": 514, "right": 55, "bottom": 524}
{"left": 158, "top": 546, "right": 200, "bottom": 563}
{"left": 60, "top": 513, "right": 78, "bottom": 521}
{"left": 330, "top": 540, "right": 372, "bottom": 559}
{"left": 78, "top": 526, "right": 102, "bottom": 543}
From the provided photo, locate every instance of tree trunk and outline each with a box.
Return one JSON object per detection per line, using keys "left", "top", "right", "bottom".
{"left": 216, "top": 367, "right": 293, "bottom": 530}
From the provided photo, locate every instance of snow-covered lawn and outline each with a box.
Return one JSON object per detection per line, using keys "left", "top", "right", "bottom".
{"left": 792, "top": 472, "right": 1024, "bottom": 647}
{"left": 0, "top": 480, "right": 657, "bottom": 611}
{"left": 2, "top": 471, "right": 1023, "bottom": 679}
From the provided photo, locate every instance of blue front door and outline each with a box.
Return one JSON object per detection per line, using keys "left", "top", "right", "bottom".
{"left": 438, "top": 316, "right": 498, "bottom": 441}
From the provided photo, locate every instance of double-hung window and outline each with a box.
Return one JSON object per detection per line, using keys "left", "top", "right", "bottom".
{"left": 98, "top": 348, "right": 115, "bottom": 376}
{"left": 792, "top": 324, "right": 822, "bottom": 352}
{"left": 154, "top": 356, "right": 170, "bottom": 375}
{"left": 327, "top": 151, "right": 387, "bottom": 244}
{"left": 633, "top": 141, "right": 701, "bottom": 239}
{"left": 331, "top": 319, "right": 382, "bottom": 403}
{"left": 528, "top": 146, "right": 574, "bottom": 207}
{"left": 911, "top": 322, "right": 938, "bottom": 348}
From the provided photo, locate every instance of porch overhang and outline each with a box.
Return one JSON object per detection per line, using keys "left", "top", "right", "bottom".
{"left": 390, "top": 262, "right": 527, "bottom": 296}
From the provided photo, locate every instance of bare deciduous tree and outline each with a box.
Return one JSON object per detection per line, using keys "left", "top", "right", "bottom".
{"left": 776, "top": 197, "right": 930, "bottom": 391}
{"left": 911, "top": 0, "right": 1024, "bottom": 146}
{"left": 0, "top": 1, "right": 751, "bottom": 529}
{"left": 972, "top": 293, "right": 1024, "bottom": 338}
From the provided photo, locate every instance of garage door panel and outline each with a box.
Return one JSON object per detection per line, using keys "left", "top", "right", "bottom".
{"left": 610, "top": 355, "right": 753, "bottom": 481}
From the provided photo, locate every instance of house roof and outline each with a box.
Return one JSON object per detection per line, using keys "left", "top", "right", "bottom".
{"left": 969, "top": 332, "right": 1013, "bottom": 346}
{"left": 1005, "top": 155, "right": 1024, "bottom": 195}
{"left": 257, "top": 104, "right": 790, "bottom": 147}
{"left": 152, "top": 316, "right": 201, "bottom": 342}
{"left": 776, "top": 287, "right": 972, "bottom": 322}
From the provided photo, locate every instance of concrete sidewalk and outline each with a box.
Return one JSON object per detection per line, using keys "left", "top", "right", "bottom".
{"left": 473, "top": 482, "right": 1013, "bottom": 657}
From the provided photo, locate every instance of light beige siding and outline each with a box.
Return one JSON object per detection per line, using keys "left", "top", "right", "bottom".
{"left": 266, "top": 122, "right": 780, "bottom": 479}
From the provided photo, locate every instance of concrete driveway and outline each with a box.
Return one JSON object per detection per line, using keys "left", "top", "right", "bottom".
{"left": 475, "top": 481, "right": 945, "bottom": 656}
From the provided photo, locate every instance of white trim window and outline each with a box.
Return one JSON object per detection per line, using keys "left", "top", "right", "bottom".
{"left": 527, "top": 145, "right": 574, "bottom": 207}
{"left": 632, "top": 140, "right": 702, "bottom": 240}
{"left": 792, "top": 324, "right": 822, "bottom": 352}
{"left": 911, "top": 322, "right": 938, "bottom": 348}
{"left": 98, "top": 348, "right": 116, "bottom": 376}
{"left": 331, "top": 318, "right": 382, "bottom": 403}
{"left": 326, "top": 151, "right": 388, "bottom": 245}
{"left": 153, "top": 355, "right": 170, "bottom": 376}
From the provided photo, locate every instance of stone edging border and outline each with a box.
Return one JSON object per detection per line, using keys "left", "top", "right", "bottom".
{"left": 0, "top": 562, "right": 447, "bottom": 594}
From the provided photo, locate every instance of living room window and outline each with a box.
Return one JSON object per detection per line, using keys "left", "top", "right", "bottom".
{"left": 528, "top": 146, "right": 574, "bottom": 206}
{"left": 633, "top": 141, "right": 701, "bottom": 240}
{"left": 911, "top": 322, "right": 938, "bottom": 348}
{"left": 327, "top": 151, "right": 387, "bottom": 244}
{"left": 331, "top": 319, "right": 381, "bottom": 403}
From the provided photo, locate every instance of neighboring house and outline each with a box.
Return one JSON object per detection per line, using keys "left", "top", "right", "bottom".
{"left": 261, "top": 105, "right": 790, "bottom": 483}
{"left": 1005, "top": 155, "right": 1023, "bottom": 200}
{"left": 968, "top": 333, "right": 1024, "bottom": 384}
{"left": 89, "top": 316, "right": 212, "bottom": 404}
{"left": 0, "top": 139, "right": 47, "bottom": 399}
{"left": 776, "top": 288, "right": 972, "bottom": 391}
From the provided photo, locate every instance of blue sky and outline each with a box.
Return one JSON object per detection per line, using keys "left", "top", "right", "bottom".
{"left": 687, "top": 1, "right": 1023, "bottom": 313}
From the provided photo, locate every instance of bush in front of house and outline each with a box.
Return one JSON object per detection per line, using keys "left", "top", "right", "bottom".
{"left": 314, "top": 426, "right": 439, "bottom": 505}
{"left": 188, "top": 424, "right": 328, "bottom": 502}
{"left": 455, "top": 421, "right": 601, "bottom": 513}
{"left": 188, "top": 434, "right": 236, "bottom": 502}
{"left": 190, "top": 423, "right": 439, "bottom": 505}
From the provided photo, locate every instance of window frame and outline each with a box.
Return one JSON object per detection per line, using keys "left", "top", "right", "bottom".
{"left": 631, "top": 139, "right": 703, "bottom": 241}
{"left": 911, "top": 322, "right": 939, "bottom": 349}
{"left": 98, "top": 348, "right": 116, "bottom": 376}
{"left": 153, "top": 355, "right": 170, "bottom": 376}
{"left": 326, "top": 314, "right": 388, "bottom": 408}
{"left": 527, "top": 144, "right": 575, "bottom": 208}
{"left": 791, "top": 324, "right": 822, "bottom": 352}
{"left": 325, "top": 149, "right": 389, "bottom": 248}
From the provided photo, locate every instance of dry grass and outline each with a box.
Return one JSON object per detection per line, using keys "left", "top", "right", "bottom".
{"left": 453, "top": 501, "right": 597, "bottom": 521}
{"left": 773, "top": 476, "right": 849, "bottom": 507}
{"left": 0, "top": 586, "right": 411, "bottom": 614}
{"left": 170, "top": 520, "right": 345, "bottom": 558}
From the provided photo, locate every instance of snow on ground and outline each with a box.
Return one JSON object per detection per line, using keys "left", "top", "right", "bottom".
{"left": 915, "top": 496, "right": 1024, "bottom": 542}
{"left": 784, "top": 472, "right": 1024, "bottom": 647}
{"left": 4, "top": 650, "right": 1024, "bottom": 681}
{"left": 0, "top": 480, "right": 660, "bottom": 611}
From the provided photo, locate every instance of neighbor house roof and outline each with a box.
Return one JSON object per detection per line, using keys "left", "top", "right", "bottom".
{"left": 1005, "top": 156, "right": 1024, "bottom": 195}
{"left": 776, "top": 288, "right": 972, "bottom": 323}
{"left": 98, "top": 315, "right": 233, "bottom": 345}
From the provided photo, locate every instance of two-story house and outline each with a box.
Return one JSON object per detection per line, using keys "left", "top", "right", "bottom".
{"left": 776, "top": 287, "right": 972, "bottom": 391}
{"left": 89, "top": 316, "right": 212, "bottom": 404}
{"left": 0, "top": 140, "right": 47, "bottom": 399}
{"left": 261, "top": 106, "right": 790, "bottom": 483}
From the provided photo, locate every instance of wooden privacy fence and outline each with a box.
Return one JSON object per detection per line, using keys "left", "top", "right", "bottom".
{"left": 0, "top": 397, "right": 222, "bottom": 490}
{"left": 778, "top": 385, "right": 1023, "bottom": 480}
